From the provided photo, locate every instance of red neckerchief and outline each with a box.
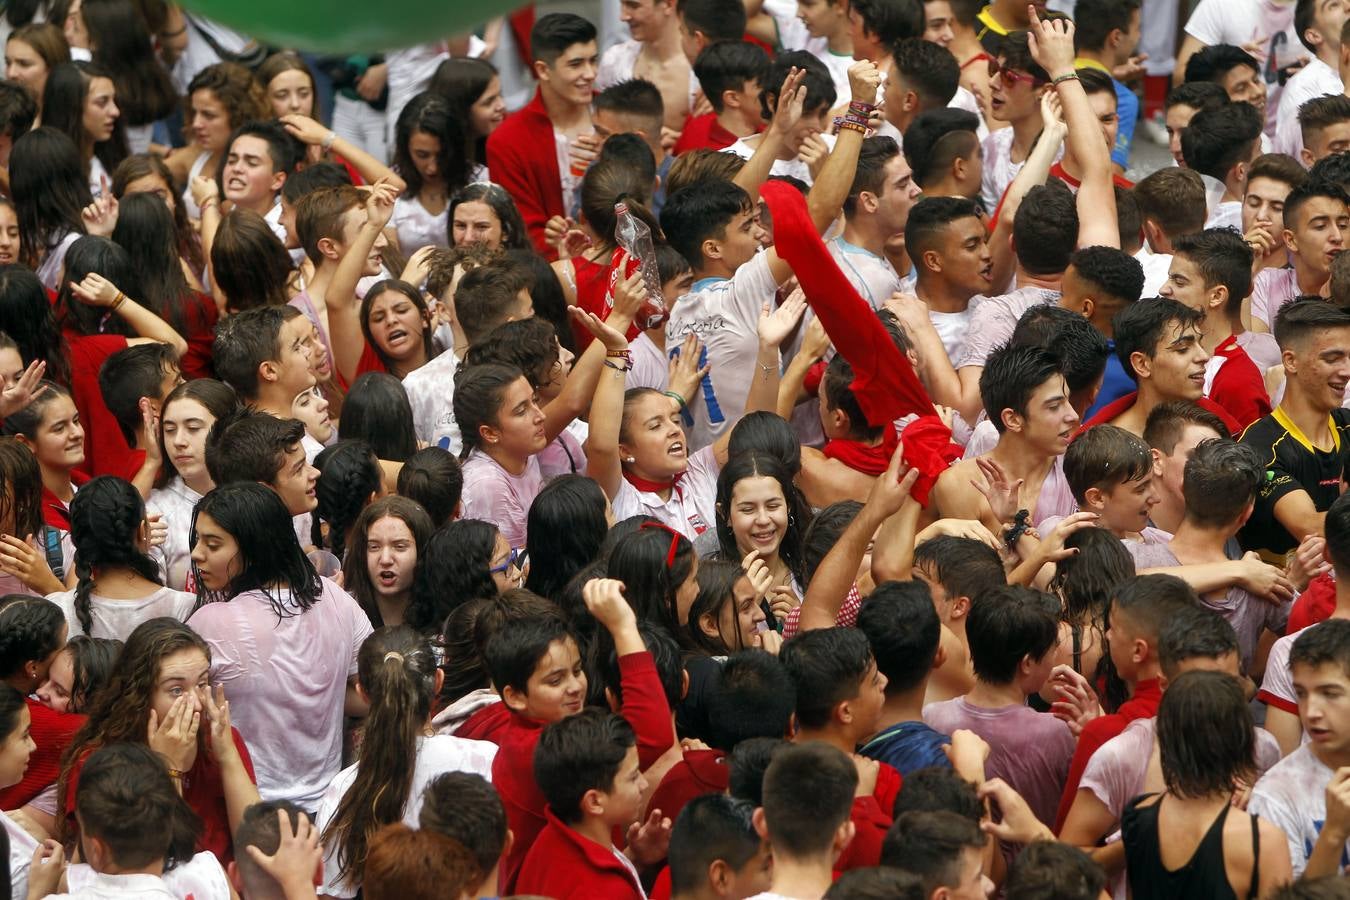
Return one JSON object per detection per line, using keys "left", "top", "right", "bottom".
{"left": 623, "top": 470, "right": 685, "bottom": 496}
{"left": 823, "top": 426, "right": 900, "bottom": 476}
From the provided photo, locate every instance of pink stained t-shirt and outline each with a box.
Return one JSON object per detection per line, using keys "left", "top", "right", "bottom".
{"left": 459, "top": 449, "right": 544, "bottom": 550}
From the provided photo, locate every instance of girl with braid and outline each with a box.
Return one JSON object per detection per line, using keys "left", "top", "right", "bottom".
{"left": 48, "top": 475, "right": 195, "bottom": 641}
{"left": 310, "top": 439, "right": 383, "bottom": 563}
{"left": 316, "top": 625, "right": 496, "bottom": 898}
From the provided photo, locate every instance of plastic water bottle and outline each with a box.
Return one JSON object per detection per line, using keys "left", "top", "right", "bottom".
{"left": 614, "top": 201, "right": 667, "bottom": 329}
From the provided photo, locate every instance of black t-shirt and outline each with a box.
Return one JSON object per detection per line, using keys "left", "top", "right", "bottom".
{"left": 1238, "top": 407, "right": 1350, "bottom": 562}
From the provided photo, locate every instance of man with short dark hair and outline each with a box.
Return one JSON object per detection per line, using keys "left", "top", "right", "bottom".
{"left": 1252, "top": 179, "right": 1350, "bottom": 329}
{"left": 1299, "top": 93, "right": 1350, "bottom": 167}
{"left": 674, "top": 41, "right": 769, "bottom": 154}
{"left": 1181, "top": 102, "right": 1266, "bottom": 230}
{"left": 1275, "top": 0, "right": 1349, "bottom": 158}
{"left": 1162, "top": 80, "right": 1228, "bottom": 168}
{"left": 1072, "top": 0, "right": 1142, "bottom": 173}
{"left": 903, "top": 108, "right": 982, "bottom": 198}
{"left": 834, "top": 136, "right": 921, "bottom": 308}
{"left": 724, "top": 51, "right": 837, "bottom": 184}
{"left": 97, "top": 342, "right": 183, "bottom": 493}
{"left": 596, "top": 0, "right": 695, "bottom": 133}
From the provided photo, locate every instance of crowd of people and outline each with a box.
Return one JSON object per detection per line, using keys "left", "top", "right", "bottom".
{"left": 2, "top": 0, "right": 1350, "bottom": 896}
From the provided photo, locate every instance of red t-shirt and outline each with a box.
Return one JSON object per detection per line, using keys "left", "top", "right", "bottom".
{"left": 836, "top": 761, "right": 903, "bottom": 871}
{"left": 41, "top": 469, "right": 90, "bottom": 531}
{"left": 1208, "top": 335, "right": 1272, "bottom": 432}
{"left": 569, "top": 255, "right": 642, "bottom": 351}
{"left": 456, "top": 701, "right": 512, "bottom": 744}
{"left": 648, "top": 748, "right": 730, "bottom": 825}
{"left": 1289, "top": 572, "right": 1337, "bottom": 634}
{"left": 64, "top": 728, "right": 256, "bottom": 865}
{"left": 672, "top": 114, "right": 742, "bottom": 155}
{"left": 177, "top": 291, "right": 220, "bottom": 381}
{"left": 336, "top": 342, "right": 389, "bottom": 392}
{"left": 65, "top": 332, "right": 135, "bottom": 479}
{"left": 0, "top": 700, "right": 83, "bottom": 809}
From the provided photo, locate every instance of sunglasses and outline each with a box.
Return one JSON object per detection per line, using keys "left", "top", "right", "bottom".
{"left": 987, "top": 57, "right": 1044, "bottom": 88}
{"left": 490, "top": 547, "right": 523, "bottom": 576}
{"left": 640, "top": 521, "right": 683, "bottom": 569}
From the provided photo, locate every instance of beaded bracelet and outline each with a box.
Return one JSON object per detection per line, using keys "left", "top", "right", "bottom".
{"left": 834, "top": 117, "right": 869, "bottom": 135}
{"left": 848, "top": 100, "right": 877, "bottom": 115}
{"left": 1051, "top": 72, "right": 1080, "bottom": 86}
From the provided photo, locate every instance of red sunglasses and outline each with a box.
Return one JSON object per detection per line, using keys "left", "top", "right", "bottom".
{"left": 987, "top": 57, "right": 1044, "bottom": 87}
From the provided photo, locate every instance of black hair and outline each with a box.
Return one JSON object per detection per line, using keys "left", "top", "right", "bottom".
{"left": 979, "top": 344, "right": 1063, "bottom": 433}
{"left": 429, "top": 56, "right": 498, "bottom": 166}
{"left": 396, "top": 446, "right": 462, "bottom": 529}
{"left": 684, "top": 558, "right": 754, "bottom": 655}
{"left": 801, "top": 500, "right": 863, "bottom": 585}
{"left": 1184, "top": 43, "right": 1261, "bottom": 84}
{"left": 393, "top": 92, "right": 472, "bottom": 202}
{"left": 599, "top": 620, "right": 683, "bottom": 710}
{"left": 966, "top": 584, "right": 1060, "bottom": 684}
{"left": 715, "top": 450, "right": 811, "bottom": 582}
{"left": 851, "top": 0, "right": 926, "bottom": 44}
{"left": 233, "top": 801, "right": 311, "bottom": 896}
{"left": 465, "top": 316, "right": 562, "bottom": 390}
{"left": 1157, "top": 669, "right": 1255, "bottom": 799}
{"left": 1116, "top": 184, "right": 1143, "bottom": 251}
{"left": 998, "top": 31, "right": 1050, "bottom": 83}
{"left": 82, "top": 0, "right": 177, "bottom": 126}
{"left": 728, "top": 412, "right": 802, "bottom": 476}
{"left": 825, "top": 867, "right": 926, "bottom": 899}
{"left": 0, "top": 79, "right": 35, "bottom": 141}
{"left": 524, "top": 475, "right": 608, "bottom": 604}
{"left": 189, "top": 481, "right": 321, "bottom": 613}
{"left": 96, "top": 342, "right": 177, "bottom": 446}
{"left": 1143, "top": 399, "right": 1232, "bottom": 452}
{"left": 0, "top": 683, "right": 26, "bottom": 751}
{"left": 54, "top": 235, "right": 139, "bottom": 339}
{"left": 1076, "top": 65, "right": 1118, "bottom": 101}
{"left": 727, "top": 736, "right": 787, "bottom": 806}
{"left": 279, "top": 160, "right": 352, "bottom": 205}
{"left": 1290, "top": 618, "right": 1350, "bottom": 682}
{"left": 1064, "top": 424, "right": 1154, "bottom": 503}
{"left": 1009, "top": 304, "right": 1111, "bottom": 398}
{"left": 904, "top": 194, "right": 983, "bottom": 267}
{"left": 1285, "top": 178, "right": 1350, "bottom": 235}
{"left": 61, "top": 635, "right": 121, "bottom": 714}
{"left": 1180, "top": 102, "right": 1264, "bottom": 181}
{"left": 779, "top": 626, "right": 875, "bottom": 729}
{"left": 204, "top": 408, "right": 305, "bottom": 489}
{"left": 693, "top": 40, "right": 769, "bottom": 115}
{"left": 1157, "top": 603, "right": 1240, "bottom": 678}
{"left": 0, "top": 264, "right": 70, "bottom": 386}
{"left": 210, "top": 305, "right": 302, "bottom": 401}
{"left": 1272, "top": 294, "right": 1350, "bottom": 351}
{"left": 449, "top": 182, "right": 529, "bottom": 252}
{"left": 903, "top": 109, "right": 979, "bottom": 190}
{"left": 594, "top": 79, "right": 665, "bottom": 137}
{"left": 857, "top": 581, "right": 941, "bottom": 695}
{"left": 668, "top": 795, "right": 762, "bottom": 895}
{"left": 1112, "top": 296, "right": 1204, "bottom": 379}
{"left": 418, "top": 772, "right": 506, "bottom": 875}
{"left": 891, "top": 37, "right": 960, "bottom": 109}
{"left": 1070, "top": 245, "right": 1145, "bottom": 307}
{"left": 42, "top": 61, "right": 127, "bottom": 176}
{"left": 338, "top": 372, "right": 417, "bottom": 463}
{"left": 1309, "top": 152, "right": 1350, "bottom": 190}
{"left": 706, "top": 649, "right": 796, "bottom": 751}
{"left": 409, "top": 519, "right": 502, "bottom": 633}
{"left": 310, "top": 440, "right": 380, "bottom": 561}
{"left": 529, "top": 12, "right": 598, "bottom": 66}
{"left": 823, "top": 352, "right": 885, "bottom": 441}
{"left": 483, "top": 607, "right": 575, "bottom": 698}
{"left": 661, "top": 179, "right": 754, "bottom": 268}
{"left": 606, "top": 525, "right": 696, "bottom": 634}
{"left": 534, "top": 708, "right": 634, "bottom": 824}
{"left": 848, "top": 135, "right": 903, "bottom": 216}
{"left": 880, "top": 810, "right": 984, "bottom": 893}
{"left": 1048, "top": 525, "right": 1135, "bottom": 631}
{"left": 452, "top": 362, "right": 526, "bottom": 460}
{"left": 10, "top": 126, "right": 88, "bottom": 270}
{"left": 760, "top": 742, "right": 858, "bottom": 856}
{"left": 1112, "top": 573, "right": 1200, "bottom": 644}
{"left": 0, "top": 595, "right": 64, "bottom": 680}
{"left": 1182, "top": 438, "right": 1262, "bottom": 528}
{"left": 1072, "top": 0, "right": 1141, "bottom": 52}
{"left": 1165, "top": 79, "right": 1229, "bottom": 113}
{"left": 1327, "top": 492, "right": 1350, "bottom": 577}
{"left": 676, "top": 0, "right": 748, "bottom": 43}
{"left": 110, "top": 192, "right": 198, "bottom": 338}
{"left": 1013, "top": 180, "right": 1078, "bottom": 276}
{"left": 68, "top": 476, "right": 162, "bottom": 636}
{"left": 222, "top": 119, "right": 301, "bottom": 184}
{"left": 893, "top": 766, "right": 984, "bottom": 822}
{"left": 73, "top": 742, "right": 201, "bottom": 870}
{"left": 1005, "top": 841, "right": 1108, "bottom": 900}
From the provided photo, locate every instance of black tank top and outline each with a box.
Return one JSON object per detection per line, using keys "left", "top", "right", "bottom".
{"left": 1121, "top": 793, "right": 1261, "bottom": 900}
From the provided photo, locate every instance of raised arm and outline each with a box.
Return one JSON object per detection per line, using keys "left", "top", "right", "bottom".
{"left": 281, "top": 114, "right": 407, "bottom": 194}
{"left": 805, "top": 60, "right": 882, "bottom": 234}
{"left": 329, "top": 179, "right": 399, "bottom": 385}
{"left": 734, "top": 68, "right": 804, "bottom": 199}
{"left": 190, "top": 175, "right": 226, "bottom": 314}
{"left": 988, "top": 91, "right": 1066, "bottom": 290}
{"left": 1027, "top": 7, "right": 1118, "bottom": 248}
{"left": 68, "top": 275, "right": 188, "bottom": 359}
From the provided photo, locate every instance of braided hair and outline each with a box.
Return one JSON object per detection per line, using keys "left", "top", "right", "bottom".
{"left": 0, "top": 595, "right": 65, "bottom": 684}
{"left": 68, "top": 476, "right": 163, "bottom": 637}
{"left": 311, "top": 441, "right": 381, "bottom": 562}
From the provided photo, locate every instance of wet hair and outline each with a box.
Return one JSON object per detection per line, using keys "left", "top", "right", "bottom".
{"left": 1013, "top": 180, "right": 1078, "bottom": 276}
{"left": 728, "top": 412, "right": 802, "bottom": 476}
{"left": 72, "top": 742, "right": 201, "bottom": 870}
{"left": 362, "top": 825, "right": 482, "bottom": 900}
{"left": 715, "top": 450, "right": 811, "bottom": 582}
{"left": 10, "top": 126, "right": 88, "bottom": 270}
{"left": 893, "top": 765, "right": 984, "bottom": 821}
{"left": 0, "top": 264, "right": 70, "bottom": 386}
{"left": 1143, "top": 400, "right": 1231, "bottom": 452}
{"left": 186, "top": 62, "right": 268, "bottom": 136}
{"left": 1069, "top": 245, "right": 1145, "bottom": 308}
{"left": 465, "top": 316, "right": 561, "bottom": 391}
{"left": 154, "top": 379, "right": 238, "bottom": 490}
{"left": 693, "top": 40, "right": 769, "bottom": 114}
{"left": 393, "top": 91, "right": 471, "bottom": 201}
{"left": 967, "top": 585, "right": 1060, "bottom": 683}
{"left": 1157, "top": 669, "right": 1255, "bottom": 798}
{"left": 980, "top": 344, "right": 1063, "bottom": 433}
{"left": 904, "top": 195, "right": 983, "bottom": 266}
{"left": 309, "top": 440, "right": 380, "bottom": 561}
{"left": 189, "top": 481, "right": 321, "bottom": 612}
{"left": 110, "top": 192, "right": 198, "bottom": 336}
{"left": 68, "top": 476, "right": 162, "bottom": 636}
{"left": 606, "top": 524, "right": 696, "bottom": 633}
{"left": 525, "top": 475, "right": 608, "bottom": 604}
{"left": 676, "top": 0, "right": 747, "bottom": 43}
{"left": 203, "top": 407, "right": 304, "bottom": 488}
{"left": 760, "top": 741, "right": 858, "bottom": 855}
{"left": 1112, "top": 573, "right": 1199, "bottom": 647}
{"left": 42, "top": 61, "right": 127, "bottom": 175}
{"left": 880, "top": 810, "right": 984, "bottom": 893}
{"left": 779, "top": 626, "right": 875, "bottom": 730}
{"left": 1008, "top": 305, "right": 1111, "bottom": 398}
{"left": 1133, "top": 167, "right": 1207, "bottom": 240}
{"left": 1273, "top": 294, "right": 1350, "bottom": 351}
{"left": 1005, "top": 841, "right": 1108, "bottom": 900}
{"left": 1182, "top": 438, "right": 1262, "bottom": 528}
{"left": 343, "top": 496, "right": 433, "bottom": 629}
{"left": 0, "top": 439, "right": 46, "bottom": 548}
{"left": 339, "top": 371, "right": 418, "bottom": 462}
{"left": 1112, "top": 296, "right": 1204, "bottom": 379}
{"left": 396, "top": 447, "right": 462, "bottom": 529}
{"left": 891, "top": 37, "right": 960, "bottom": 110}
{"left": 683, "top": 558, "right": 752, "bottom": 655}
{"left": 705, "top": 650, "right": 796, "bottom": 751}
{"left": 534, "top": 708, "right": 634, "bottom": 824}
{"left": 0, "top": 594, "right": 64, "bottom": 680}
{"left": 1157, "top": 603, "right": 1240, "bottom": 678}
{"left": 857, "top": 581, "right": 941, "bottom": 695}
{"left": 409, "top": 519, "right": 501, "bottom": 633}
{"left": 1064, "top": 424, "right": 1154, "bottom": 503}
{"left": 1184, "top": 43, "right": 1261, "bottom": 85}
{"left": 1290, "top": 616, "right": 1350, "bottom": 682}
{"left": 429, "top": 55, "right": 497, "bottom": 163}
{"left": 53, "top": 234, "right": 141, "bottom": 338}
{"left": 359, "top": 280, "right": 436, "bottom": 376}
{"left": 280, "top": 160, "right": 352, "bottom": 207}
{"left": 322, "top": 626, "right": 439, "bottom": 884}
{"left": 451, "top": 363, "right": 525, "bottom": 460}
{"left": 454, "top": 259, "right": 533, "bottom": 347}
{"left": 448, "top": 182, "right": 528, "bottom": 250}
{"left": 1181, "top": 102, "right": 1264, "bottom": 181}
{"left": 418, "top": 772, "right": 507, "bottom": 875}
{"left": 1048, "top": 525, "right": 1135, "bottom": 630}
{"left": 669, "top": 795, "right": 762, "bottom": 895}
{"left": 661, "top": 179, "right": 754, "bottom": 267}
{"left": 59, "top": 634, "right": 121, "bottom": 713}
{"left": 96, "top": 341, "right": 178, "bottom": 446}
{"left": 211, "top": 210, "right": 295, "bottom": 314}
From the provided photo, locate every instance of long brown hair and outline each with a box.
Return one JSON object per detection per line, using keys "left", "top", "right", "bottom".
{"left": 321, "top": 626, "right": 438, "bottom": 884}
{"left": 111, "top": 153, "right": 206, "bottom": 277}
{"left": 211, "top": 209, "right": 295, "bottom": 312}
{"left": 342, "top": 495, "right": 433, "bottom": 629}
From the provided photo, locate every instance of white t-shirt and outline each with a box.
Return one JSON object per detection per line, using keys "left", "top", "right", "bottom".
{"left": 62, "top": 853, "right": 230, "bottom": 900}
{"left": 814, "top": 47, "right": 855, "bottom": 109}
{"left": 188, "top": 577, "right": 373, "bottom": 811}
{"left": 629, "top": 333, "right": 669, "bottom": 391}
{"left": 459, "top": 449, "right": 543, "bottom": 550}
{"left": 1237, "top": 330, "right": 1283, "bottom": 371}
{"left": 1275, "top": 58, "right": 1344, "bottom": 157}
{"left": 980, "top": 127, "right": 1021, "bottom": 212}
{"left": 723, "top": 133, "right": 838, "bottom": 185}
{"left": 760, "top": 0, "right": 826, "bottom": 52}
{"left": 954, "top": 286, "right": 1060, "bottom": 369}
{"left": 930, "top": 307, "right": 977, "bottom": 363}
{"left": 1251, "top": 266, "right": 1301, "bottom": 330}
{"left": 828, "top": 236, "right": 901, "bottom": 310}
{"left": 385, "top": 42, "right": 449, "bottom": 144}
{"left": 47, "top": 586, "right": 197, "bottom": 642}
{"left": 391, "top": 195, "right": 449, "bottom": 256}
{"left": 1136, "top": 246, "right": 1173, "bottom": 299}
{"left": 4, "top": 808, "right": 37, "bottom": 900}
{"left": 148, "top": 477, "right": 204, "bottom": 591}
{"left": 316, "top": 734, "right": 497, "bottom": 897}
{"left": 612, "top": 445, "right": 720, "bottom": 541}
{"left": 1250, "top": 743, "right": 1350, "bottom": 876}
{"left": 402, "top": 349, "right": 461, "bottom": 451}
{"left": 665, "top": 251, "right": 781, "bottom": 450}
{"left": 1206, "top": 200, "right": 1244, "bottom": 232}
{"left": 1184, "top": 0, "right": 1302, "bottom": 134}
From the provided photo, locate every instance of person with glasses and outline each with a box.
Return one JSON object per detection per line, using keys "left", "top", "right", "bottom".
{"left": 979, "top": 30, "right": 1052, "bottom": 210}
